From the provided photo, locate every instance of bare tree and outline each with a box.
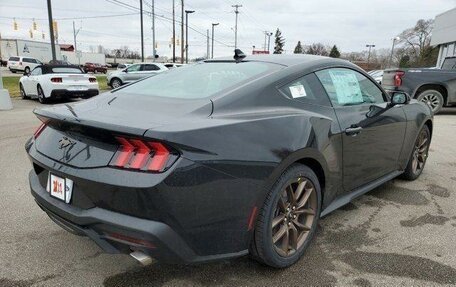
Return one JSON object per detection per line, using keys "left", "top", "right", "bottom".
{"left": 306, "top": 43, "right": 328, "bottom": 56}
{"left": 397, "top": 19, "right": 434, "bottom": 64}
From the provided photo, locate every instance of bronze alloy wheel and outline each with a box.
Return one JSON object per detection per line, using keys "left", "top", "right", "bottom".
{"left": 271, "top": 177, "right": 317, "bottom": 257}
{"left": 412, "top": 128, "right": 430, "bottom": 174}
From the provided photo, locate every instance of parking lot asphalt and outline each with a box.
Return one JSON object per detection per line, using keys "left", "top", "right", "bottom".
{"left": 0, "top": 98, "right": 455, "bottom": 287}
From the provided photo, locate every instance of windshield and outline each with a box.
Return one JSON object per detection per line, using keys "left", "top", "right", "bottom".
{"left": 51, "top": 67, "right": 83, "bottom": 74}
{"left": 117, "top": 61, "right": 282, "bottom": 99}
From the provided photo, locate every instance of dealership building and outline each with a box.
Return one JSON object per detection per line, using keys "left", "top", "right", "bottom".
{"left": 431, "top": 7, "right": 456, "bottom": 68}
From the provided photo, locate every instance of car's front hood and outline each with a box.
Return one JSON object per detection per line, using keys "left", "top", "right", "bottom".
{"left": 34, "top": 91, "right": 213, "bottom": 136}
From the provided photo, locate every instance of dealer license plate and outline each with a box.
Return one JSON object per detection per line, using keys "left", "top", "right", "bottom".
{"left": 47, "top": 173, "right": 73, "bottom": 203}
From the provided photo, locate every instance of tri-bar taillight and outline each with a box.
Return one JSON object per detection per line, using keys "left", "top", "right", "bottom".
{"left": 89, "top": 77, "right": 97, "bottom": 83}
{"left": 51, "top": 77, "right": 63, "bottom": 83}
{"left": 394, "top": 71, "right": 405, "bottom": 87}
{"left": 109, "top": 136, "right": 174, "bottom": 172}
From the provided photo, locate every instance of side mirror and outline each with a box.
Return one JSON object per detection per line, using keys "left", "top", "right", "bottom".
{"left": 123, "top": 69, "right": 128, "bottom": 73}
{"left": 390, "top": 92, "right": 409, "bottom": 106}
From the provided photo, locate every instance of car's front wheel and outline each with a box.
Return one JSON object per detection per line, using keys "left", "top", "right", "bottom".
{"left": 37, "top": 85, "right": 48, "bottom": 104}
{"left": 417, "top": 89, "right": 444, "bottom": 114}
{"left": 400, "top": 125, "right": 430, "bottom": 180}
{"left": 250, "top": 164, "right": 321, "bottom": 268}
{"left": 24, "top": 67, "right": 30, "bottom": 75}
{"left": 110, "top": 78, "right": 122, "bottom": 89}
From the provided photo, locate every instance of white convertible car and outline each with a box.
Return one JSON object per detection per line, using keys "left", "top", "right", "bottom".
{"left": 19, "top": 65, "right": 99, "bottom": 104}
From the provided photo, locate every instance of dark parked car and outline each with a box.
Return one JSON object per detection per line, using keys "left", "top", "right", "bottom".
{"left": 83, "top": 62, "right": 108, "bottom": 74}
{"left": 26, "top": 53, "right": 433, "bottom": 268}
{"left": 382, "top": 56, "right": 456, "bottom": 113}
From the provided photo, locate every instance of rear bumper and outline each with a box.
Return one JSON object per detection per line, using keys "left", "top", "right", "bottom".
{"left": 50, "top": 89, "right": 99, "bottom": 98}
{"left": 29, "top": 170, "right": 247, "bottom": 263}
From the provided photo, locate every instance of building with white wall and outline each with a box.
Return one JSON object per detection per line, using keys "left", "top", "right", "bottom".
{"left": 431, "top": 8, "right": 456, "bottom": 68}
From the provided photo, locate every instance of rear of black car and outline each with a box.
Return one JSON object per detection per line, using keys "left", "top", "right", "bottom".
{"left": 26, "top": 61, "right": 285, "bottom": 264}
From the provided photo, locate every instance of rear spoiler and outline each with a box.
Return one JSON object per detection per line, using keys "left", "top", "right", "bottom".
{"left": 33, "top": 106, "right": 148, "bottom": 137}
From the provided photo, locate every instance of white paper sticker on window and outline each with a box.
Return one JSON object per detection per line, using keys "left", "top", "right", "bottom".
{"left": 289, "top": 84, "right": 307, "bottom": 98}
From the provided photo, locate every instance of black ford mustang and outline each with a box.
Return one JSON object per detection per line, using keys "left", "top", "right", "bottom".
{"left": 26, "top": 53, "right": 433, "bottom": 268}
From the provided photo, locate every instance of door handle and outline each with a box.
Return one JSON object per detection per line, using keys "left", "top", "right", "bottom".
{"left": 345, "top": 126, "right": 363, "bottom": 136}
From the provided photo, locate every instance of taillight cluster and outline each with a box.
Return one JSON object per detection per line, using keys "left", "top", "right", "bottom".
{"left": 394, "top": 71, "right": 405, "bottom": 87}
{"left": 51, "top": 77, "right": 63, "bottom": 83}
{"left": 109, "top": 136, "right": 173, "bottom": 172}
{"left": 89, "top": 78, "right": 97, "bottom": 83}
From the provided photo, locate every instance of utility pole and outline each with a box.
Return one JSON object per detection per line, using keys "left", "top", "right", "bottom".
{"left": 185, "top": 10, "right": 195, "bottom": 64}
{"left": 180, "top": 0, "right": 184, "bottom": 64}
{"left": 232, "top": 4, "right": 242, "bottom": 50}
{"left": 47, "top": 0, "right": 56, "bottom": 61}
{"left": 263, "top": 31, "right": 268, "bottom": 51}
{"left": 211, "top": 23, "right": 219, "bottom": 59}
{"left": 72, "top": 21, "right": 81, "bottom": 65}
{"left": 152, "top": 0, "right": 156, "bottom": 61}
{"left": 140, "top": 0, "right": 144, "bottom": 62}
{"left": 266, "top": 32, "right": 273, "bottom": 53}
{"left": 366, "top": 44, "right": 375, "bottom": 70}
{"left": 172, "top": 0, "right": 175, "bottom": 63}
{"left": 206, "top": 29, "right": 210, "bottom": 59}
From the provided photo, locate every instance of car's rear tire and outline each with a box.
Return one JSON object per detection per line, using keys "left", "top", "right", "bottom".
{"left": 20, "top": 83, "right": 28, "bottom": 99}
{"left": 250, "top": 164, "right": 321, "bottom": 268}
{"left": 24, "top": 67, "right": 30, "bottom": 75}
{"left": 417, "top": 89, "right": 444, "bottom": 114}
{"left": 400, "top": 125, "right": 430, "bottom": 180}
{"left": 37, "top": 85, "right": 49, "bottom": 104}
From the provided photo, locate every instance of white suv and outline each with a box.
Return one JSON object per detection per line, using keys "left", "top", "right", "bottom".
{"left": 7, "top": 56, "right": 43, "bottom": 74}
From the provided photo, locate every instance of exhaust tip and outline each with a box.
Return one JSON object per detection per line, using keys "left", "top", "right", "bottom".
{"left": 130, "top": 251, "right": 155, "bottom": 266}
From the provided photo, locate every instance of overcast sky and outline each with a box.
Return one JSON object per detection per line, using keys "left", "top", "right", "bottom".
{"left": 0, "top": 0, "right": 455, "bottom": 59}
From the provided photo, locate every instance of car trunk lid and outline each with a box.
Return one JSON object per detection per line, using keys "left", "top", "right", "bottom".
{"left": 33, "top": 92, "right": 212, "bottom": 168}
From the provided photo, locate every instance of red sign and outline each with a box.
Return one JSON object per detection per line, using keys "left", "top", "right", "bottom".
{"left": 252, "top": 50, "right": 269, "bottom": 55}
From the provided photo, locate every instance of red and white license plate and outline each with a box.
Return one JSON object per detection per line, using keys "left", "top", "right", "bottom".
{"left": 46, "top": 173, "right": 73, "bottom": 203}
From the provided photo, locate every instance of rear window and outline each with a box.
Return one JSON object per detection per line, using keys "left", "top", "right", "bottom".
{"left": 441, "top": 58, "right": 456, "bottom": 70}
{"left": 51, "top": 67, "right": 83, "bottom": 74}
{"left": 9, "top": 57, "right": 20, "bottom": 61}
{"left": 117, "top": 62, "right": 282, "bottom": 99}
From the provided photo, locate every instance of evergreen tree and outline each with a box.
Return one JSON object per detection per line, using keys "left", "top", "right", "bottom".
{"left": 294, "top": 41, "right": 303, "bottom": 54}
{"left": 273, "top": 28, "right": 285, "bottom": 54}
{"left": 329, "top": 45, "right": 341, "bottom": 58}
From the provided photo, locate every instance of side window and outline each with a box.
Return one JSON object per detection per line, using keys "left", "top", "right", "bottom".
{"left": 315, "top": 68, "right": 385, "bottom": 107}
{"left": 279, "top": 73, "right": 331, "bottom": 106}
{"left": 442, "top": 58, "right": 456, "bottom": 70}
{"left": 143, "top": 64, "right": 160, "bottom": 71}
{"left": 31, "top": 67, "right": 42, "bottom": 76}
{"left": 126, "top": 64, "right": 141, "bottom": 72}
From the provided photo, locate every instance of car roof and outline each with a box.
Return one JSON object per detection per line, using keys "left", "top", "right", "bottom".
{"left": 207, "top": 54, "right": 348, "bottom": 67}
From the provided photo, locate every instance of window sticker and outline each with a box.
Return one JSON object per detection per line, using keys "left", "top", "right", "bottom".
{"left": 289, "top": 84, "right": 307, "bottom": 98}
{"left": 329, "top": 70, "right": 363, "bottom": 104}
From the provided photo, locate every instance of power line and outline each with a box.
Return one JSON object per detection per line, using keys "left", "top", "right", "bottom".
{"left": 0, "top": 13, "right": 139, "bottom": 21}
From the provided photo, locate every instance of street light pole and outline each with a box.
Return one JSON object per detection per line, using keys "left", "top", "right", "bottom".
{"left": 185, "top": 10, "right": 195, "bottom": 64}
{"left": 72, "top": 21, "right": 82, "bottom": 65}
{"left": 172, "top": 0, "right": 175, "bottom": 63}
{"left": 140, "top": 0, "right": 144, "bottom": 62}
{"left": 389, "top": 37, "right": 400, "bottom": 68}
{"left": 152, "top": 0, "right": 156, "bottom": 62}
{"left": 366, "top": 44, "right": 375, "bottom": 70}
{"left": 211, "top": 23, "right": 219, "bottom": 59}
{"left": 266, "top": 32, "right": 273, "bottom": 53}
{"left": 47, "top": 0, "right": 56, "bottom": 61}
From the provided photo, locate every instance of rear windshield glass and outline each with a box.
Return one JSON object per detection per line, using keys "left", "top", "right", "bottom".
{"left": 117, "top": 62, "right": 282, "bottom": 99}
{"left": 51, "top": 67, "right": 83, "bottom": 74}
{"left": 441, "top": 58, "right": 456, "bottom": 70}
{"left": 9, "top": 57, "right": 20, "bottom": 61}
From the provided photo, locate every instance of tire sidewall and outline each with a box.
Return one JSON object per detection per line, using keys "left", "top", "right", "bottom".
{"left": 20, "top": 83, "right": 27, "bottom": 99}
{"left": 111, "top": 78, "right": 121, "bottom": 89}
{"left": 37, "top": 86, "right": 46, "bottom": 104}
{"left": 417, "top": 90, "right": 444, "bottom": 114}
{"left": 257, "top": 164, "right": 322, "bottom": 268}
{"left": 24, "top": 67, "right": 30, "bottom": 74}
{"left": 403, "top": 125, "right": 430, "bottom": 180}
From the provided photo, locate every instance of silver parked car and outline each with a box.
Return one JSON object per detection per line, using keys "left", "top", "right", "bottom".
{"left": 107, "top": 63, "right": 168, "bottom": 88}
